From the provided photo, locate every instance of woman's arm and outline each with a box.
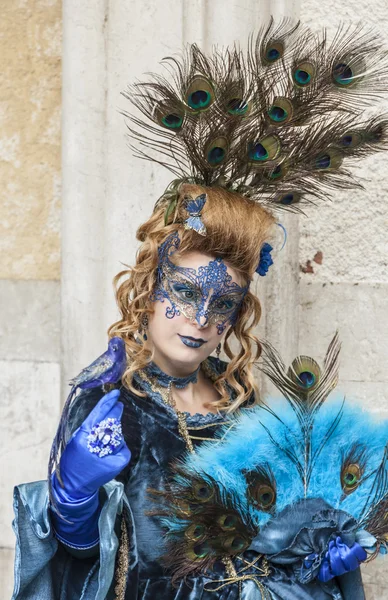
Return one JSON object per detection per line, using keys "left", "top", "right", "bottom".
{"left": 48, "top": 389, "right": 130, "bottom": 555}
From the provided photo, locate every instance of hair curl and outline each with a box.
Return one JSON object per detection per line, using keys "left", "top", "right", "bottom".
{"left": 108, "top": 183, "right": 275, "bottom": 413}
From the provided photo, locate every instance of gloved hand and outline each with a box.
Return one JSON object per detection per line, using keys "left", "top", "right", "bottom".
{"left": 318, "top": 536, "right": 367, "bottom": 582}
{"left": 50, "top": 389, "right": 131, "bottom": 550}
{"left": 56, "top": 388, "right": 131, "bottom": 500}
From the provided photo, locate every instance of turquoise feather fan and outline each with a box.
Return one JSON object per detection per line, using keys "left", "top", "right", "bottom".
{"left": 148, "top": 333, "right": 388, "bottom": 582}
{"left": 122, "top": 18, "right": 388, "bottom": 213}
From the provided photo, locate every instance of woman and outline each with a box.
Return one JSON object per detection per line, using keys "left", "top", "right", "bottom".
{"left": 13, "top": 183, "right": 277, "bottom": 598}
{"left": 13, "top": 20, "right": 388, "bottom": 600}
{"left": 12, "top": 184, "right": 366, "bottom": 600}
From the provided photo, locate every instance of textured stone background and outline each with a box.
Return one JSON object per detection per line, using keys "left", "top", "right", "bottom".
{"left": 298, "top": 4, "right": 388, "bottom": 595}
{"left": 0, "top": 0, "right": 61, "bottom": 279}
{"left": 1, "top": 0, "right": 387, "bottom": 598}
{"left": 0, "top": 1, "right": 61, "bottom": 597}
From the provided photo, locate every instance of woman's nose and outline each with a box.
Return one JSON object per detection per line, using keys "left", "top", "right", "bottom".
{"left": 196, "top": 314, "right": 210, "bottom": 328}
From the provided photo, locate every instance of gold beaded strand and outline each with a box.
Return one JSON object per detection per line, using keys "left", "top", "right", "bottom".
{"left": 164, "top": 381, "right": 195, "bottom": 453}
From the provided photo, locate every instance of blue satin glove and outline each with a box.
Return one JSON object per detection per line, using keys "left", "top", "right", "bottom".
{"left": 318, "top": 536, "right": 367, "bottom": 582}
{"left": 50, "top": 389, "right": 131, "bottom": 548}
{"left": 57, "top": 389, "right": 131, "bottom": 499}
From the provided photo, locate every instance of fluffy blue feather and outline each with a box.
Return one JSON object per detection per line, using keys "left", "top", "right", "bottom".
{"left": 184, "top": 394, "right": 388, "bottom": 528}
{"left": 154, "top": 334, "right": 388, "bottom": 582}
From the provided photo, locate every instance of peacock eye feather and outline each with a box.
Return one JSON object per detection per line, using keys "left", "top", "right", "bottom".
{"left": 332, "top": 56, "right": 366, "bottom": 88}
{"left": 254, "top": 484, "right": 276, "bottom": 510}
{"left": 248, "top": 135, "right": 281, "bottom": 163}
{"left": 341, "top": 463, "right": 362, "bottom": 493}
{"left": 338, "top": 131, "right": 363, "bottom": 148}
{"left": 333, "top": 63, "right": 353, "bottom": 86}
{"left": 266, "top": 161, "right": 289, "bottom": 181}
{"left": 185, "top": 523, "right": 207, "bottom": 542}
{"left": 185, "top": 76, "right": 215, "bottom": 111}
{"left": 267, "top": 97, "right": 294, "bottom": 125}
{"left": 205, "top": 137, "right": 229, "bottom": 167}
{"left": 262, "top": 41, "right": 284, "bottom": 65}
{"left": 161, "top": 114, "right": 183, "bottom": 129}
{"left": 269, "top": 165, "right": 282, "bottom": 179}
{"left": 216, "top": 514, "right": 238, "bottom": 531}
{"left": 221, "top": 535, "right": 250, "bottom": 554}
{"left": 336, "top": 120, "right": 388, "bottom": 153}
{"left": 288, "top": 356, "right": 321, "bottom": 391}
{"left": 275, "top": 191, "right": 302, "bottom": 206}
{"left": 292, "top": 62, "right": 316, "bottom": 87}
{"left": 189, "top": 540, "right": 212, "bottom": 559}
{"left": 154, "top": 105, "right": 185, "bottom": 131}
{"left": 192, "top": 481, "right": 215, "bottom": 502}
{"left": 341, "top": 444, "right": 367, "bottom": 496}
{"left": 227, "top": 98, "right": 250, "bottom": 116}
{"left": 244, "top": 465, "right": 277, "bottom": 512}
{"left": 314, "top": 149, "right": 343, "bottom": 171}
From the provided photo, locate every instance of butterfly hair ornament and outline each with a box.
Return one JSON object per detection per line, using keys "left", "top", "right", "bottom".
{"left": 183, "top": 193, "right": 207, "bottom": 236}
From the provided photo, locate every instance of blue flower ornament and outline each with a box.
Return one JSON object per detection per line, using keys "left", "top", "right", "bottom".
{"left": 256, "top": 242, "right": 274, "bottom": 276}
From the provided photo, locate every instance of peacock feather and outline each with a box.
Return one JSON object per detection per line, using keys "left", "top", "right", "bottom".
{"left": 122, "top": 18, "right": 388, "bottom": 213}
{"left": 149, "top": 333, "right": 388, "bottom": 581}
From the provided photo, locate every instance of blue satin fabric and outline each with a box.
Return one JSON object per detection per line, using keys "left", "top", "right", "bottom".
{"left": 12, "top": 479, "right": 133, "bottom": 600}
{"left": 12, "top": 365, "right": 366, "bottom": 600}
{"left": 50, "top": 474, "right": 101, "bottom": 549}
{"left": 318, "top": 538, "right": 367, "bottom": 582}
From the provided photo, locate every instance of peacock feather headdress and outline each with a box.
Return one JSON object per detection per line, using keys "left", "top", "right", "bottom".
{"left": 122, "top": 18, "right": 388, "bottom": 215}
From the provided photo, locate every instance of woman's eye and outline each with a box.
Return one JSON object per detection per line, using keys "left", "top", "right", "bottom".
{"left": 215, "top": 298, "right": 236, "bottom": 311}
{"left": 171, "top": 283, "right": 197, "bottom": 302}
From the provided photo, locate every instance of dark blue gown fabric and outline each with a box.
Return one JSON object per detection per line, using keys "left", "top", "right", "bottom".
{"left": 12, "top": 359, "right": 365, "bottom": 600}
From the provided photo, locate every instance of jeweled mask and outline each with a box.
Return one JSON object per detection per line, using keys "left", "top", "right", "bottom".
{"left": 152, "top": 232, "right": 249, "bottom": 334}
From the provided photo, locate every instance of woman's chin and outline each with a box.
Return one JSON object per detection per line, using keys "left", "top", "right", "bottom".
{"left": 169, "top": 342, "right": 211, "bottom": 367}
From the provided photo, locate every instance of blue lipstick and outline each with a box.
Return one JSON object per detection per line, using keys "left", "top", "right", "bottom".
{"left": 178, "top": 334, "right": 206, "bottom": 348}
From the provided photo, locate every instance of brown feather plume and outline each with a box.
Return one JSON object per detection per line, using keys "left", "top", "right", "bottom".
{"left": 145, "top": 461, "right": 257, "bottom": 584}
{"left": 122, "top": 20, "right": 388, "bottom": 212}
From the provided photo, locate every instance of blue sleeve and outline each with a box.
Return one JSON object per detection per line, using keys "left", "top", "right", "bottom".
{"left": 337, "top": 568, "right": 366, "bottom": 600}
{"left": 12, "top": 479, "right": 138, "bottom": 600}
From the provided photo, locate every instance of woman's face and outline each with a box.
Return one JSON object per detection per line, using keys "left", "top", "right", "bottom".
{"left": 146, "top": 250, "right": 247, "bottom": 374}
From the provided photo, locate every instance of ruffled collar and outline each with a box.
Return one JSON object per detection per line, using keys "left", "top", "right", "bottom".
{"left": 142, "top": 361, "right": 200, "bottom": 389}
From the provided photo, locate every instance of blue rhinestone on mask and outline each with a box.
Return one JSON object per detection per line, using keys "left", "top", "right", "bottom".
{"left": 152, "top": 232, "right": 249, "bottom": 334}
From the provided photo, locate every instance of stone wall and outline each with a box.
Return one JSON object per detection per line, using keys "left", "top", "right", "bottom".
{"left": 297, "top": 3, "right": 388, "bottom": 597}
{"left": 0, "top": 1, "right": 62, "bottom": 597}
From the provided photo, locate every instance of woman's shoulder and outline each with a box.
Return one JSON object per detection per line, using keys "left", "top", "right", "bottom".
{"left": 68, "top": 383, "right": 143, "bottom": 435}
{"left": 68, "top": 386, "right": 106, "bottom": 433}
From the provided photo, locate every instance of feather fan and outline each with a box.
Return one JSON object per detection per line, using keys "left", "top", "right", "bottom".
{"left": 149, "top": 333, "right": 388, "bottom": 582}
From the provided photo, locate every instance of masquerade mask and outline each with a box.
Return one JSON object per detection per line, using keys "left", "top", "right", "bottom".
{"left": 153, "top": 232, "right": 249, "bottom": 334}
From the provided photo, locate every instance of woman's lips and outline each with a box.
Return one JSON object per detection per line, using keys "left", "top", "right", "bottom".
{"left": 178, "top": 334, "right": 207, "bottom": 348}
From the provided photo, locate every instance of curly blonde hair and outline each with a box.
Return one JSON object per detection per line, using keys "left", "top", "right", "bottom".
{"left": 108, "top": 183, "right": 275, "bottom": 413}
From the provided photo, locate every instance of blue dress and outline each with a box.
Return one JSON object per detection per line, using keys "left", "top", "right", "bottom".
{"left": 12, "top": 358, "right": 364, "bottom": 600}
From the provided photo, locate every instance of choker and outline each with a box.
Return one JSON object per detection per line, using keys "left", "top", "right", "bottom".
{"left": 143, "top": 361, "right": 200, "bottom": 389}
{"left": 139, "top": 359, "right": 218, "bottom": 454}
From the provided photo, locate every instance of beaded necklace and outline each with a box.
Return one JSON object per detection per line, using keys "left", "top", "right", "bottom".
{"left": 139, "top": 358, "right": 228, "bottom": 453}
